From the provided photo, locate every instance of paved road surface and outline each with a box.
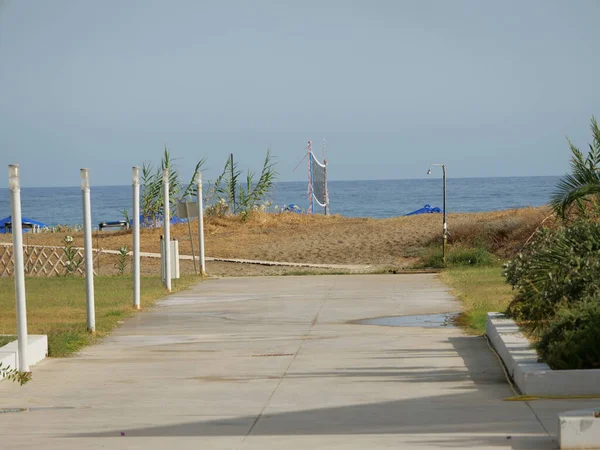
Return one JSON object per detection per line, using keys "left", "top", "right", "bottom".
{"left": 1, "top": 274, "right": 596, "bottom": 449}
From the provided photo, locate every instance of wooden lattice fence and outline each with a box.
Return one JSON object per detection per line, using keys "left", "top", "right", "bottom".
{"left": 0, "top": 245, "right": 103, "bottom": 277}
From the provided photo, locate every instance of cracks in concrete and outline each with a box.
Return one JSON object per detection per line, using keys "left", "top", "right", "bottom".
{"left": 243, "top": 279, "right": 337, "bottom": 441}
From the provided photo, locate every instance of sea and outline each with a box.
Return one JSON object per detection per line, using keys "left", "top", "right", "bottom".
{"left": 0, "top": 177, "right": 559, "bottom": 228}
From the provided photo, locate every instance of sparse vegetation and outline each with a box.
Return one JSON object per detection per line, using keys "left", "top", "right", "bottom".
{"left": 0, "top": 335, "right": 15, "bottom": 347}
{"left": 0, "top": 363, "right": 31, "bottom": 385}
{"left": 205, "top": 150, "right": 277, "bottom": 217}
{"left": 62, "top": 235, "right": 83, "bottom": 275}
{"left": 140, "top": 147, "right": 205, "bottom": 226}
{"left": 115, "top": 245, "right": 129, "bottom": 275}
{"left": 417, "top": 245, "right": 495, "bottom": 269}
{"left": 441, "top": 266, "right": 513, "bottom": 334}
{"left": 436, "top": 209, "right": 552, "bottom": 258}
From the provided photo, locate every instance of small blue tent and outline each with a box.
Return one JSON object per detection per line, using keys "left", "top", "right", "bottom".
{"left": 0, "top": 216, "right": 48, "bottom": 234}
{"left": 406, "top": 204, "right": 442, "bottom": 216}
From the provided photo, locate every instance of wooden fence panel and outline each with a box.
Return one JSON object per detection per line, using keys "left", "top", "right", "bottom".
{"left": 0, "top": 245, "right": 103, "bottom": 277}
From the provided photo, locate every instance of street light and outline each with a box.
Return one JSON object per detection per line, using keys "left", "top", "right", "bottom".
{"left": 427, "top": 164, "right": 447, "bottom": 265}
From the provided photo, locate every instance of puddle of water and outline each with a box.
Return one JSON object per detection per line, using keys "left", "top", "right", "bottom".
{"left": 354, "top": 313, "right": 458, "bottom": 328}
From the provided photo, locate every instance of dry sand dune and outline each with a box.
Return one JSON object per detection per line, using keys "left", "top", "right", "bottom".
{"left": 0, "top": 207, "right": 550, "bottom": 277}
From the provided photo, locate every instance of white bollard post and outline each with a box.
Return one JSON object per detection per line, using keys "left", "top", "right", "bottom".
{"left": 132, "top": 166, "right": 141, "bottom": 309}
{"left": 171, "top": 239, "right": 180, "bottom": 279}
{"left": 196, "top": 171, "right": 206, "bottom": 277}
{"left": 8, "top": 165, "right": 29, "bottom": 372}
{"left": 162, "top": 168, "right": 171, "bottom": 292}
{"left": 81, "top": 169, "right": 96, "bottom": 333}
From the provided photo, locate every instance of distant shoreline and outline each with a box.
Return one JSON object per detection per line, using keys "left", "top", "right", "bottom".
{"left": 0, "top": 175, "right": 561, "bottom": 190}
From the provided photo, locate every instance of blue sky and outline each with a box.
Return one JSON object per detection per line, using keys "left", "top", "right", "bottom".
{"left": 1, "top": 0, "right": 599, "bottom": 187}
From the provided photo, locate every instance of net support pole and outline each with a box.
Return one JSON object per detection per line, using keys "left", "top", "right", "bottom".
{"left": 230, "top": 153, "right": 236, "bottom": 214}
{"left": 323, "top": 159, "right": 329, "bottom": 216}
{"left": 308, "top": 141, "right": 314, "bottom": 214}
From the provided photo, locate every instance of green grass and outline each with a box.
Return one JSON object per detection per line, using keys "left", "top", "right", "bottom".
{"left": 440, "top": 265, "right": 514, "bottom": 334}
{"left": 0, "top": 275, "right": 199, "bottom": 357}
{"left": 0, "top": 335, "right": 16, "bottom": 347}
{"left": 413, "top": 244, "right": 497, "bottom": 269}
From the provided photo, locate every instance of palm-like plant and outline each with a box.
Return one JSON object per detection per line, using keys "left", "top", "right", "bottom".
{"left": 207, "top": 149, "right": 277, "bottom": 215}
{"left": 237, "top": 149, "right": 277, "bottom": 214}
{"left": 550, "top": 116, "right": 600, "bottom": 220}
{"left": 140, "top": 147, "right": 205, "bottom": 226}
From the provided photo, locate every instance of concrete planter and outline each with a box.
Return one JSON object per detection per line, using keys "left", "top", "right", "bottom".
{"left": 486, "top": 312, "right": 600, "bottom": 396}
{"left": 559, "top": 408, "right": 600, "bottom": 449}
{"left": 0, "top": 335, "right": 48, "bottom": 378}
{"left": 487, "top": 313, "right": 600, "bottom": 449}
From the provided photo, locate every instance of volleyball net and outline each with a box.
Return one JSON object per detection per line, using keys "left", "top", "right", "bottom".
{"left": 308, "top": 149, "right": 329, "bottom": 214}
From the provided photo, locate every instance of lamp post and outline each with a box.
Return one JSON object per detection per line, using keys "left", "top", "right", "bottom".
{"left": 8, "top": 165, "right": 29, "bottom": 372}
{"left": 427, "top": 164, "right": 447, "bottom": 265}
{"left": 132, "top": 167, "right": 141, "bottom": 309}
{"left": 81, "top": 168, "right": 95, "bottom": 332}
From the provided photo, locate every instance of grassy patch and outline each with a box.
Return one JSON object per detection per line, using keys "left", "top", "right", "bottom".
{"left": 0, "top": 335, "right": 16, "bottom": 347}
{"left": 415, "top": 245, "right": 497, "bottom": 269}
{"left": 440, "top": 266, "right": 513, "bottom": 334}
{"left": 0, "top": 275, "right": 199, "bottom": 357}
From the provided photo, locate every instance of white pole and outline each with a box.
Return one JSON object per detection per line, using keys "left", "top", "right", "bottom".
{"left": 132, "top": 166, "right": 141, "bottom": 309}
{"left": 196, "top": 171, "right": 206, "bottom": 276}
{"left": 8, "top": 165, "right": 29, "bottom": 372}
{"left": 81, "top": 169, "right": 95, "bottom": 332}
{"left": 162, "top": 168, "right": 171, "bottom": 292}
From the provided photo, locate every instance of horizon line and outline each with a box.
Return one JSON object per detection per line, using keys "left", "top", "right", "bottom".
{"left": 3, "top": 174, "right": 562, "bottom": 190}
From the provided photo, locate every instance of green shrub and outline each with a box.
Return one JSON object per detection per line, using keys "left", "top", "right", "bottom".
{"left": 448, "top": 246, "right": 494, "bottom": 266}
{"left": 504, "top": 221, "right": 600, "bottom": 325}
{"left": 536, "top": 299, "right": 600, "bottom": 370}
{"left": 419, "top": 245, "right": 494, "bottom": 269}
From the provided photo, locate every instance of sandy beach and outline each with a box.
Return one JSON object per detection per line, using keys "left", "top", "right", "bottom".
{"left": 0, "top": 207, "right": 549, "bottom": 277}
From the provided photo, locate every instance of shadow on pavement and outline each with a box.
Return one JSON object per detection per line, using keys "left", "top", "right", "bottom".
{"left": 69, "top": 336, "right": 554, "bottom": 448}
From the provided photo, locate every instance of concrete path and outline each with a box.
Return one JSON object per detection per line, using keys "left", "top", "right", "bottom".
{"left": 1, "top": 274, "right": 596, "bottom": 449}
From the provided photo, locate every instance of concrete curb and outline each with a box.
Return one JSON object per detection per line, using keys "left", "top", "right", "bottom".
{"left": 486, "top": 313, "right": 600, "bottom": 396}
{"left": 0, "top": 335, "right": 48, "bottom": 376}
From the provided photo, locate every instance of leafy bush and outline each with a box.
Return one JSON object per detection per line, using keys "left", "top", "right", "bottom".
{"left": 537, "top": 299, "right": 600, "bottom": 370}
{"left": 504, "top": 221, "right": 600, "bottom": 325}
